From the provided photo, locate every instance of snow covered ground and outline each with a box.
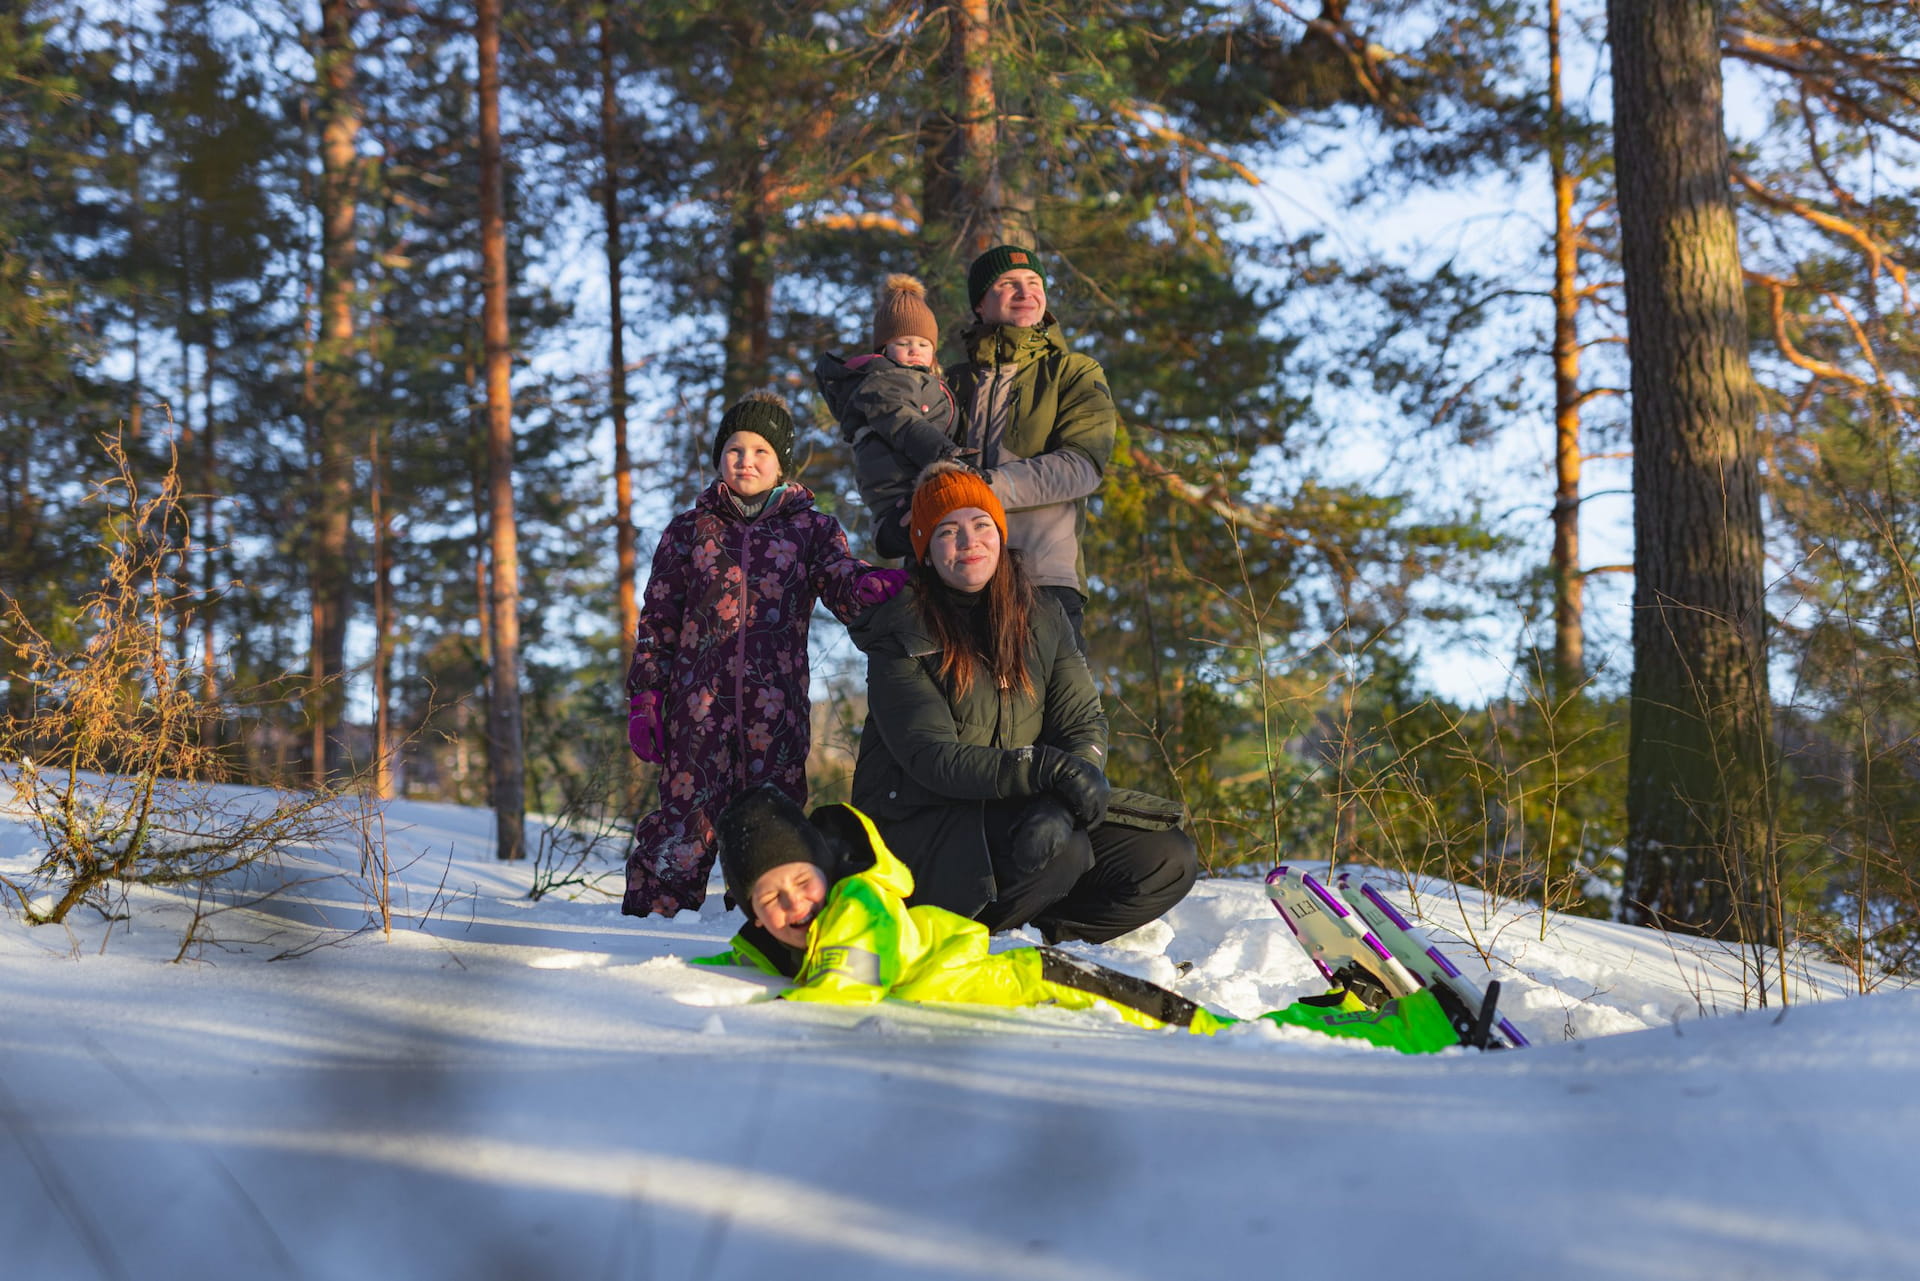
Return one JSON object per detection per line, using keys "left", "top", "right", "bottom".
{"left": 3, "top": 792, "right": 1916, "bottom": 1280}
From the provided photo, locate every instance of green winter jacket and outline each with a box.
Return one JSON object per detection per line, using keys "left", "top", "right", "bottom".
{"left": 846, "top": 582, "right": 1107, "bottom": 917}
{"left": 951, "top": 318, "right": 1117, "bottom": 594}
{"left": 694, "top": 804, "right": 1461, "bottom": 1053}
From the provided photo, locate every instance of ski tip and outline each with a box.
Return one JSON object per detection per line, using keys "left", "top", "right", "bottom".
{"left": 1359, "top": 882, "right": 1418, "bottom": 933}
{"left": 1299, "top": 872, "right": 1350, "bottom": 917}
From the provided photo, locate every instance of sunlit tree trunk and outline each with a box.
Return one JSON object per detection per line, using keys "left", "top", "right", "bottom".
{"left": 1608, "top": 0, "right": 1772, "bottom": 938}
{"left": 477, "top": 0, "right": 526, "bottom": 860}
{"left": 922, "top": 0, "right": 1023, "bottom": 261}
{"left": 600, "top": 12, "right": 637, "bottom": 648}
{"left": 1547, "top": 0, "right": 1584, "bottom": 692}
{"left": 310, "top": 0, "right": 359, "bottom": 786}
{"left": 371, "top": 422, "right": 395, "bottom": 800}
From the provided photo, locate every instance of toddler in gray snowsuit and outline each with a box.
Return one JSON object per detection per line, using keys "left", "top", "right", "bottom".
{"left": 812, "top": 274, "right": 968, "bottom": 560}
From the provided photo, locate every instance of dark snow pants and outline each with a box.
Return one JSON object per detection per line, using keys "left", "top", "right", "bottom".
{"left": 973, "top": 798, "right": 1198, "bottom": 944}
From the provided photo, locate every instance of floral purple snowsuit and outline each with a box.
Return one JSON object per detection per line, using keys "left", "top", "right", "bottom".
{"left": 623, "top": 481, "right": 876, "bottom": 916}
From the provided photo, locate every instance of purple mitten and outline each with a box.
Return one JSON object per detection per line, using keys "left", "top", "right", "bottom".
{"left": 627, "top": 690, "right": 665, "bottom": 764}
{"left": 855, "top": 567, "right": 911, "bottom": 605}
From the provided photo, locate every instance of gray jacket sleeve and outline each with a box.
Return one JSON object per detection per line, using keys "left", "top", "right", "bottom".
{"left": 985, "top": 449, "right": 1101, "bottom": 512}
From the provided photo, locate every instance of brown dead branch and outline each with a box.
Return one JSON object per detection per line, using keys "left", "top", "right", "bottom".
{"left": 1733, "top": 169, "right": 1913, "bottom": 309}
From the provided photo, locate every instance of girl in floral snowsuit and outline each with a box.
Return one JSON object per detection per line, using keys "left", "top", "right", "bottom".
{"left": 622, "top": 392, "right": 906, "bottom": 917}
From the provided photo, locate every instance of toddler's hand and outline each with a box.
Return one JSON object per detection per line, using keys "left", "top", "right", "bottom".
{"left": 855, "top": 567, "right": 911, "bottom": 605}
{"left": 628, "top": 691, "right": 666, "bottom": 764}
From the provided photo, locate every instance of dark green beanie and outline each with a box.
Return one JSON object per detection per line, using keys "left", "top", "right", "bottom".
{"left": 712, "top": 391, "right": 795, "bottom": 473}
{"left": 967, "top": 244, "right": 1046, "bottom": 311}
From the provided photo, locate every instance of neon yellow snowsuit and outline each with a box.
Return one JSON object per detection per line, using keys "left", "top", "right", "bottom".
{"left": 696, "top": 805, "right": 1457, "bottom": 1052}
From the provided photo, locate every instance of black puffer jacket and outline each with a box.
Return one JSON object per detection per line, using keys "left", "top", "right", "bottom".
{"left": 847, "top": 583, "right": 1107, "bottom": 916}
{"left": 813, "top": 352, "right": 962, "bottom": 559}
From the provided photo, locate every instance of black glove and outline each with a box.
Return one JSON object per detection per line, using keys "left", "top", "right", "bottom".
{"left": 1029, "top": 746, "right": 1110, "bottom": 830}
{"left": 1005, "top": 796, "right": 1077, "bottom": 878}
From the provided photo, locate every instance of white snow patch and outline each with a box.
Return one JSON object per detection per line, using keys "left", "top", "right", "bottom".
{"left": 1, "top": 789, "right": 1914, "bottom": 1280}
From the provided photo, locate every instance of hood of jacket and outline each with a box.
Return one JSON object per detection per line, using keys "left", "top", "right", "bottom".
{"left": 693, "top": 477, "right": 814, "bottom": 523}
{"left": 812, "top": 350, "right": 870, "bottom": 423}
{"left": 846, "top": 580, "right": 939, "bottom": 657}
{"left": 958, "top": 313, "right": 1067, "bottom": 369}
{"left": 809, "top": 801, "right": 917, "bottom": 902}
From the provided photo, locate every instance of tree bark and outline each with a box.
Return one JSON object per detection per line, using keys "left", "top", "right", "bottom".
{"left": 371, "top": 422, "right": 395, "bottom": 800}
{"left": 199, "top": 241, "right": 220, "bottom": 746}
{"left": 922, "top": 0, "right": 1025, "bottom": 262}
{"left": 600, "top": 14, "right": 637, "bottom": 649}
{"left": 722, "top": 171, "right": 773, "bottom": 402}
{"left": 477, "top": 0, "right": 526, "bottom": 860}
{"left": 1547, "top": 0, "right": 1584, "bottom": 692}
{"left": 310, "top": 0, "right": 359, "bottom": 786}
{"left": 1608, "top": 0, "right": 1773, "bottom": 938}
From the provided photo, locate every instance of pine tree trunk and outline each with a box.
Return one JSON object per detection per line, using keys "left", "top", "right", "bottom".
{"left": 477, "top": 0, "right": 526, "bottom": 860}
{"left": 371, "top": 424, "right": 395, "bottom": 800}
{"left": 1608, "top": 0, "right": 1772, "bottom": 938}
{"left": 310, "top": 0, "right": 359, "bottom": 786}
{"left": 199, "top": 253, "right": 220, "bottom": 747}
{"left": 1547, "top": 0, "right": 1584, "bottom": 692}
{"left": 922, "top": 0, "right": 1023, "bottom": 260}
{"left": 723, "top": 177, "right": 773, "bottom": 400}
{"left": 600, "top": 15, "right": 637, "bottom": 650}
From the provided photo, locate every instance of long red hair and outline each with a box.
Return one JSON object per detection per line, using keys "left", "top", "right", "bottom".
{"left": 912, "top": 547, "right": 1036, "bottom": 700}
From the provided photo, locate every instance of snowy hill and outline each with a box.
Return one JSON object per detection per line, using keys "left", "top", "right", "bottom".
{"left": 3, "top": 794, "right": 1915, "bottom": 1280}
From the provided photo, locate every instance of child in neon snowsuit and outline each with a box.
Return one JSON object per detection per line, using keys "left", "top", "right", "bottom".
{"left": 695, "top": 785, "right": 1461, "bottom": 1053}
{"left": 621, "top": 392, "right": 909, "bottom": 917}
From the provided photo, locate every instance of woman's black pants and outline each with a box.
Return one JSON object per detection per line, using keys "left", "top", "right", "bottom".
{"left": 973, "top": 798, "right": 1198, "bottom": 943}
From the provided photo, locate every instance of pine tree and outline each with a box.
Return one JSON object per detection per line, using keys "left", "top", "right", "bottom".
{"left": 1609, "top": 0, "right": 1773, "bottom": 938}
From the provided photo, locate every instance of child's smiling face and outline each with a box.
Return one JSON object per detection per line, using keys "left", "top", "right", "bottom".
{"left": 719, "top": 430, "right": 781, "bottom": 499}
{"left": 750, "top": 861, "right": 828, "bottom": 948}
{"left": 882, "top": 335, "right": 935, "bottom": 368}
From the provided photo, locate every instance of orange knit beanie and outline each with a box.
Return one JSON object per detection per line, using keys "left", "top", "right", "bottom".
{"left": 909, "top": 461, "right": 1007, "bottom": 560}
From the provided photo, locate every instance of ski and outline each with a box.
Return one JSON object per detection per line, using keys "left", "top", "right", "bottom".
{"left": 1334, "top": 872, "right": 1529, "bottom": 1050}
{"left": 1264, "top": 866, "right": 1420, "bottom": 1010}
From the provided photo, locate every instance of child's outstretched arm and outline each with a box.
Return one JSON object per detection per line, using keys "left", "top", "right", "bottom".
{"left": 805, "top": 514, "right": 900, "bottom": 623}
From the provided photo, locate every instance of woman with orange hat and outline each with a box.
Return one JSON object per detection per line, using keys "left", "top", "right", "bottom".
{"left": 845, "top": 462, "right": 1197, "bottom": 940}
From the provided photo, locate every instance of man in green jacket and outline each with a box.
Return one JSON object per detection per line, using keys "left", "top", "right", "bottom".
{"left": 953, "top": 245, "right": 1115, "bottom": 652}
{"left": 695, "top": 785, "right": 1462, "bottom": 1054}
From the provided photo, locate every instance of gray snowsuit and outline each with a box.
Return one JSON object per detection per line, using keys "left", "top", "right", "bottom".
{"left": 813, "top": 352, "right": 963, "bottom": 559}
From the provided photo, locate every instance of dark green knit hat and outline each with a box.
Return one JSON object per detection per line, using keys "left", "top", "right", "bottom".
{"left": 967, "top": 244, "right": 1046, "bottom": 311}
{"left": 712, "top": 391, "right": 795, "bottom": 473}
